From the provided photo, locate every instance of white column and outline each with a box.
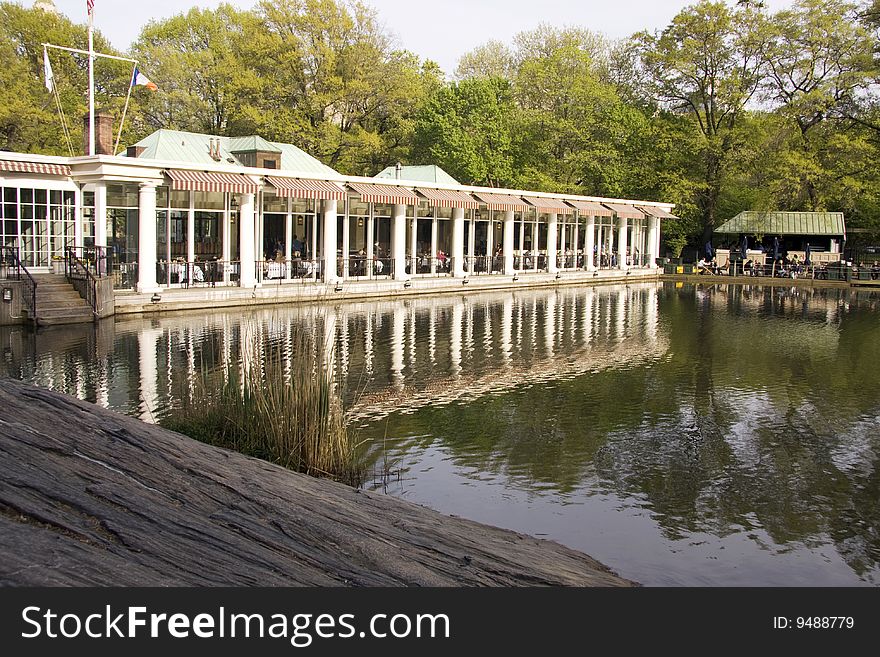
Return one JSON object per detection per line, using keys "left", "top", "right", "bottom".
{"left": 392, "top": 203, "right": 407, "bottom": 280}
{"left": 518, "top": 216, "right": 525, "bottom": 272}
{"left": 585, "top": 215, "right": 596, "bottom": 272}
{"left": 467, "top": 212, "right": 475, "bottom": 272}
{"left": 452, "top": 207, "right": 465, "bottom": 278}
{"left": 94, "top": 181, "right": 107, "bottom": 248}
{"left": 366, "top": 213, "right": 375, "bottom": 275}
{"left": 648, "top": 216, "right": 660, "bottom": 269}
{"left": 547, "top": 213, "right": 559, "bottom": 274}
{"left": 341, "top": 206, "right": 350, "bottom": 281}
{"left": 573, "top": 215, "right": 580, "bottom": 270}
{"left": 409, "top": 213, "right": 417, "bottom": 275}
{"left": 532, "top": 215, "right": 538, "bottom": 271}
{"left": 136, "top": 182, "right": 159, "bottom": 294}
{"left": 430, "top": 213, "right": 438, "bottom": 274}
{"left": 485, "top": 216, "right": 494, "bottom": 271}
{"left": 322, "top": 199, "right": 337, "bottom": 283}
{"left": 284, "top": 198, "right": 292, "bottom": 279}
{"left": 560, "top": 215, "right": 567, "bottom": 268}
{"left": 187, "top": 194, "right": 195, "bottom": 264}
{"left": 503, "top": 210, "right": 515, "bottom": 275}
{"left": 617, "top": 214, "right": 628, "bottom": 271}
{"left": 74, "top": 187, "right": 83, "bottom": 248}
{"left": 238, "top": 192, "right": 256, "bottom": 287}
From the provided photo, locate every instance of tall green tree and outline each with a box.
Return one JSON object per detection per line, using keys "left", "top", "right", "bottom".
{"left": 412, "top": 77, "right": 516, "bottom": 187}
{"left": 636, "top": 1, "right": 770, "bottom": 241}
{"left": 762, "top": 0, "right": 875, "bottom": 210}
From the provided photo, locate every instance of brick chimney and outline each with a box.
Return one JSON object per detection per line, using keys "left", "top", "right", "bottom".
{"left": 83, "top": 112, "right": 114, "bottom": 155}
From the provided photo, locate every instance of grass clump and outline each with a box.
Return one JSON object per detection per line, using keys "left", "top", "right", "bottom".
{"left": 161, "top": 324, "right": 363, "bottom": 487}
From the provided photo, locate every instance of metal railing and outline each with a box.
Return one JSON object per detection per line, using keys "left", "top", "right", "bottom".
{"left": 157, "top": 259, "right": 238, "bottom": 287}
{"left": 113, "top": 262, "right": 138, "bottom": 290}
{"left": 66, "top": 247, "right": 98, "bottom": 318}
{"left": 338, "top": 256, "right": 393, "bottom": 280}
{"left": 257, "top": 258, "right": 322, "bottom": 284}
{"left": 1, "top": 245, "right": 37, "bottom": 323}
{"left": 66, "top": 246, "right": 110, "bottom": 278}
{"left": 407, "top": 256, "right": 455, "bottom": 277}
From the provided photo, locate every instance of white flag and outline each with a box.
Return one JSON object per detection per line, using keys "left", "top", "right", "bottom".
{"left": 43, "top": 49, "right": 54, "bottom": 93}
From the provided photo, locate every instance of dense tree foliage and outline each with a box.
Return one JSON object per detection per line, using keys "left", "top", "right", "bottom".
{"left": 2, "top": 0, "right": 879, "bottom": 253}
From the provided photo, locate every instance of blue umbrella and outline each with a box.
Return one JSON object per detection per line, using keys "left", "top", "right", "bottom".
{"left": 773, "top": 236, "right": 780, "bottom": 262}
{"left": 804, "top": 243, "right": 811, "bottom": 266}
{"left": 740, "top": 235, "right": 748, "bottom": 259}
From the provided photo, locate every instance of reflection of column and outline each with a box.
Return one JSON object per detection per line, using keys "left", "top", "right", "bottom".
{"left": 321, "top": 310, "right": 337, "bottom": 382}
{"left": 483, "top": 301, "right": 493, "bottom": 358}
{"left": 585, "top": 215, "right": 596, "bottom": 272}
{"left": 617, "top": 214, "right": 628, "bottom": 271}
{"left": 391, "top": 305, "right": 405, "bottom": 387}
{"left": 503, "top": 210, "right": 515, "bottom": 274}
{"left": 545, "top": 293, "right": 556, "bottom": 359}
{"left": 239, "top": 193, "right": 257, "bottom": 287}
{"left": 138, "top": 328, "right": 160, "bottom": 423}
{"left": 322, "top": 199, "right": 337, "bottom": 284}
{"left": 428, "top": 304, "right": 437, "bottom": 365}
{"left": 96, "top": 359, "right": 109, "bottom": 408}
{"left": 501, "top": 296, "right": 513, "bottom": 364}
{"left": 408, "top": 304, "right": 416, "bottom": 372}
{"left": 583, "top": 288, "right": 595, "bottom": 345}
{"left": 615, "top": 287, "right": 626, "bottom": 338}
{"left": 393, "top": 204, "right": 407, "bottom": 281}
{"left": 450, "top": 300, "right": 463, "bottom": 377}
{"left": 364, "top": 308, "right": 374, "bottom": 373}
{"left": 137, "top": 182, "right": 159, "bottom": 293}
{"left": 531, "top": 297, "right": 538, "bottom": 349}
{"left": 645, "top": 287, "right": 659, "bottom": 343}
{"left": 547, "top": 213, "right": 559, "bottom": 274}
{"left": 464, "top": 299, "right": 474, "bottom": 359}
{"left": 339, "top": 309, "right": 349, "bottom": 379}
{"left": 452, "top": 207, "right": 465, "bottom": 278}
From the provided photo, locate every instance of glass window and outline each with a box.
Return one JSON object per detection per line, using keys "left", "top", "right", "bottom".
{"left": 192, "top": 190, "right": 224, "bottom": 210}
{"left": 171, "top": 189, "right": 189, "bottom": 209}
{"left": 263, "top": 192, "right": 288, "bottom": 213}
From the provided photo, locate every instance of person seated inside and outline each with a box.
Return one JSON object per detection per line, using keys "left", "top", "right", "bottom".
{"left": 697, "top": 257, "right": 711, "bottom": 274}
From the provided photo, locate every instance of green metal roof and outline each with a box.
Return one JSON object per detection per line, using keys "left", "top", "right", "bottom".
{"left": 714, "top": 211, "right": 845, "bottom": 236}
{"left": 228, "top": 135, "right": 281, "bottom": 153}
{"left": 375, "top": 165, "right": 459, "bottom": 185}
{"left": 123, "top": 129, "right": 339, "bottom": 177}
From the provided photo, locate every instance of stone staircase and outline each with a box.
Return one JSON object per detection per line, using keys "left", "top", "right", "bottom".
{"left": 31, "top": 273, "right": 94, "bottom": 325}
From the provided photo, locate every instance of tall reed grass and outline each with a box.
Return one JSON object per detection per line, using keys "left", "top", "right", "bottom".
{"left": 161, "top": 317, "right": 363, "bottom": 487}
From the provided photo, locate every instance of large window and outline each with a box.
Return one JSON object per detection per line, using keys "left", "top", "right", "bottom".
{"left": 1, "top": 185, "right": 75, "bottom": 267}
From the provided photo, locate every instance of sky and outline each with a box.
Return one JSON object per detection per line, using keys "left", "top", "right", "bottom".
{"left": 45, "top": 0, "right": 797, "bottom": 75}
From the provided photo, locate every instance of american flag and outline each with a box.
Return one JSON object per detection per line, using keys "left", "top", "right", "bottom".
{"left": 87, "top": 0, "right": 94, "bottom": 16}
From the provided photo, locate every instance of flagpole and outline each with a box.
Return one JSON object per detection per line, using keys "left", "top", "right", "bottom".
{"left": 87, "top": 3, "right": 95, "bottom": 156}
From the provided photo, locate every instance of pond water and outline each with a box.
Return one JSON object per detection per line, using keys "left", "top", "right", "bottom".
{"left": 2, "top": 281, "right": 879, "bottom": 586}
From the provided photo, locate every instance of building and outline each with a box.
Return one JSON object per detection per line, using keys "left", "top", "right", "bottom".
{"left": 1, "top": 128, "right": 675, "bottom": 304}
{"left": 713, "top": 211, "right": 845, "bottom": 266}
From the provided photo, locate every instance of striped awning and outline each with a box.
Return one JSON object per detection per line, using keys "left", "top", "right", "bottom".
{"left": 637, "top": 205, "right": 678, "bottom": 219}
{"left": 0, "top": 159, "right": 71, "bottom": 177}
{"left": 523, "top": 196, "right": 574, "bottom": 215}
{"left": 416, "top": 187, "right": 479, "bottom": 209}
{"left": 265, "top": 176, "right": 346, "bottom": 200}
{"left": 471, "top": 192, "right": 530, "bottom": 211}
{"left": 347, "top": 182, "right": 419, "bottom": 205}
{"left": 566, "top": 200, "right": 614, "bottom": 217}
{"left": 166, "top": 169, "right": 259, "bottom": 194}
{"left": 603, "top": 203, "right": 645, "bottom": 219}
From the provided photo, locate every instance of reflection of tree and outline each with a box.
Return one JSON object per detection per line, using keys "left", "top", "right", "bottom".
{"left": 357, "top": 283, "right": 880, "bottom": 580}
